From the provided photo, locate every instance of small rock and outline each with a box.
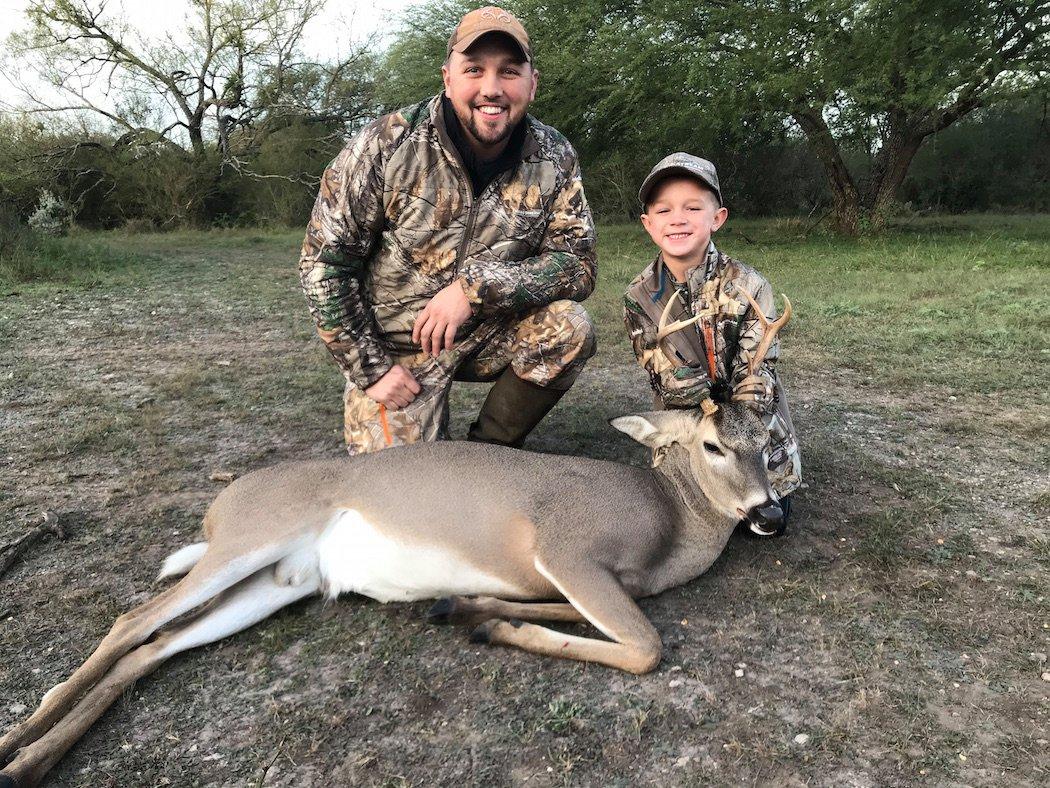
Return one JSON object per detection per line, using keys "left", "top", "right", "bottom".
{"left": 209, "top": 471, "right": 236, "bottom": 483}
{"left": 1030, "top": 652, "right": 1047, "bottom": 664}
{"left": 1041, "top": 672, "right": 1050, "bottom": 682}
{"left": 668, "top": 679, "right": 684, "bottom": 688}
{"left": 734, "top": 668, "right": 744, "bottom": 678}
{"left": 9, "top": 703, "right": 27, "bottom": 715}
{"left": 793, "top": 733, "right": 810, "bottom": 746}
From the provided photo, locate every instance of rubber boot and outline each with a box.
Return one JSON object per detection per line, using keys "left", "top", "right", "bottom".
{"left": 467, "top": 368, "right": 566, "bottom": 448}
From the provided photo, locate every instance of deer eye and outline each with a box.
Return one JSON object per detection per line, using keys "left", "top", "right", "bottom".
{"left": 703, "top": 442, "right": 723, "bottom": 456}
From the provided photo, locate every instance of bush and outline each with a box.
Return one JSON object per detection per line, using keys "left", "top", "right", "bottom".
{"left": 27, "top": 190, "right": 69, "bottom": 236}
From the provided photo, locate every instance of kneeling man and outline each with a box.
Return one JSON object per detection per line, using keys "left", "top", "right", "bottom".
{"left": 300, "top": 6, "right": 596, "bottom": 454}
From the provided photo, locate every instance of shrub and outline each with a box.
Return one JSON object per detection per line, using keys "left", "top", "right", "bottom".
{"left": 27, "top": 190, "right": 69, "bottom": 236}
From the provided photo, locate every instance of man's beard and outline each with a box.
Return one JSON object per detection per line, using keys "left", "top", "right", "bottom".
{"left": 460, "top": 105, "right": 515, "bottom": 152}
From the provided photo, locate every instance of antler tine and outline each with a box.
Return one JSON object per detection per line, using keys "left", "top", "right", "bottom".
{"left": 740, "top": 289, "right": 793, "bottom": 374}
{"left": 656, "top": 289, "right": 704, "bottom": 341}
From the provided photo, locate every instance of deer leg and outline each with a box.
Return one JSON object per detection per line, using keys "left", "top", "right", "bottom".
{"left": 0, "top": 539, "right": 300, "bottom": 764}
{"left": 0, "top": 565, "right": 319, "bottom": 788}
{"left": 468, "top": 559, "right": 662, "bottom": 675}
{"left": 427, "top": 596, "right": 587, "bottom": 626}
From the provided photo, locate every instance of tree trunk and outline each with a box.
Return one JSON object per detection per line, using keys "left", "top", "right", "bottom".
{"left": 864, "top": 130, "right": 925, "bottom": 232}
{"left": 792, "top": 108, "right": 861, "bottom": 236}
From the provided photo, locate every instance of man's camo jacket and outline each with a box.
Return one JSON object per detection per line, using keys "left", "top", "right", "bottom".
{"left": 624, "top": 244, "right": 802, "bottom": 496}
{"left": 299, "top": 94, "right": 597, "bottom": 390}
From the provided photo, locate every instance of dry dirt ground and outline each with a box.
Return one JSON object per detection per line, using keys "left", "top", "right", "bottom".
{"left": 1, "top": 222, "right": 1047, "bottom": 786}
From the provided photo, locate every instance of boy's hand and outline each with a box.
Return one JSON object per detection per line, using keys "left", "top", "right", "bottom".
{"left": 731, "top": 374, "right": 770, "bottom": 404}
{"left": 413, "top": 280, "right": 473, "bottom": 356}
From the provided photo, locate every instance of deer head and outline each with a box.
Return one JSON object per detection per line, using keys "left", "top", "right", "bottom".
{"left": 611, "top": 403, "right": 782, "bottom": 535}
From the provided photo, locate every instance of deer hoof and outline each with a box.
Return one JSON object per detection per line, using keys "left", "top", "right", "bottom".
{"left": 426, "top": 597, "right": 457, "bottom": 625}
{"left": 468, "top": 620, "right": 499, "bottom": 644}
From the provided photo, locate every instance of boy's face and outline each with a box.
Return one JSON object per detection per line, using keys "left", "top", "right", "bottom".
{"left": 641, "top": 176, "right": 728, "bottom": 265}
{"left": 442, "top": 35, "right": 538, "bottom": 157}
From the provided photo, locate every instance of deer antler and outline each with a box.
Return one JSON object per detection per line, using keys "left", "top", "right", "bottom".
{"left": 655, "top": 290, "right": 721, "bottom": 416}
{"left": 656, "top": 290, "right": 704, "bottom": 341}
{"left": 739, "top": 289, "right": 793, "bottom": 374}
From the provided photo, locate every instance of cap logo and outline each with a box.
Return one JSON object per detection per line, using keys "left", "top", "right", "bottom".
{"left": 480, "top": 9, "right": 513, "bottom": 22}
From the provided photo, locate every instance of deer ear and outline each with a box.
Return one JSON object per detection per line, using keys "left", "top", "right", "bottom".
{"left": 609, "top": 411, "right": 693, "bottom": 448}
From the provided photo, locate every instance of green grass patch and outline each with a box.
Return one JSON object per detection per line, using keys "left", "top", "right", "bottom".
{"left": 0, "top": 232, "right": 148, "bottom": 287}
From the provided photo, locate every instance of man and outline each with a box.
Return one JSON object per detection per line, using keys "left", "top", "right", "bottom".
{"left": 300, "top": 6, "right": 596, "bottom": 455}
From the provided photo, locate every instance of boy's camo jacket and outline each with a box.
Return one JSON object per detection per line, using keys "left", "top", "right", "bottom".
{"left": 624, "top": 245, "right": 802, "bottom": 495}
{"left": 299, "top": 94, "right": 597, "bottom": 390}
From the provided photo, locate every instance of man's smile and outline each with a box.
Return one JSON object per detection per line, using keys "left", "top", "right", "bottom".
{"left": 475, "top": 104, "right": 507, "bottom": 118}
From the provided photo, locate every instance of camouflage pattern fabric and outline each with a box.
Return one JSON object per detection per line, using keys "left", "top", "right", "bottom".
{"left": 343, "top": 300, "right": 595, "bottom": 455}
{"left": 300, "top": 94, "right": 597, "bottom": 392}
{"left": 624, "top": 244, "right": 802, "bottom": 497}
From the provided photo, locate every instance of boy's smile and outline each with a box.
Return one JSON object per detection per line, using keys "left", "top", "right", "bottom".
{"left": 641, "top": 176, "right": 728, "bottom": 280}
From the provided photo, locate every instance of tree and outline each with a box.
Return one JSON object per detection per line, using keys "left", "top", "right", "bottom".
{"left": 679, "top": 0, "right": 1050, "bottom": 234}
{"left": 4, "top": 0, "right": 377, "bottom": 187}
{"left": 376, "top": 0, "right": 786, "bottom": 218}
{"left": 380, "top": 0, "right": 1048, "bottom": 231}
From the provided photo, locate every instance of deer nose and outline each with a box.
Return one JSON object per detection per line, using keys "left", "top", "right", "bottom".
{"left": 746, "top": 500, "right": 785, "bottom": 537}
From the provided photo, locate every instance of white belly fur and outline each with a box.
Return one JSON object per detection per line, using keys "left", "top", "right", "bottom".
{"left": 316, "top": 508, "right": 524, "bottom": 603}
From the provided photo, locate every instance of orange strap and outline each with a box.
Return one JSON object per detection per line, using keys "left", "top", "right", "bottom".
{"left": 378, "top": 403, "right": 393, "bottom": 446}
{"left": 702, "top": 320, "right": 718, "bottom": 379}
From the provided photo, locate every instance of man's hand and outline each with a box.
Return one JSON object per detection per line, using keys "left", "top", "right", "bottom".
{"left": 364, "top": 365, "right": 421, "bottom": 410}
{"left": 412, "top": 280, "right": 473, "bottom": 357}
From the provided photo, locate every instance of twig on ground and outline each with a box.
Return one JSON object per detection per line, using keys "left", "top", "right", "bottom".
{"left": 255, "top": 738, "right": 287, "bottom": 788}
{"left": 0, "top": 511, "right": 66, "bottom": 580}
{"left": 803, "top": 209, "right": 830, "bottom": 236}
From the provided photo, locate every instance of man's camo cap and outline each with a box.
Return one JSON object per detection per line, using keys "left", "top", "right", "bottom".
{"left": 447, "top": 6, "right": 532, "bottom": 63}
{"left": 639, "top": 152, "right": 723, "bottom": 207}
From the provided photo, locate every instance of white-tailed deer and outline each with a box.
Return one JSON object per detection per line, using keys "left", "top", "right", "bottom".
{"left": 0, "top": 298, "right": 793, "bottom": 788}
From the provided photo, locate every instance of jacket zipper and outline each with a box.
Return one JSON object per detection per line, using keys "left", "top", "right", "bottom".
{"left": 456, "top": 195, "right": 480, "bottom": 271}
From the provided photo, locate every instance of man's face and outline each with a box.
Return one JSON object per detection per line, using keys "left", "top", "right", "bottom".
{"left": 641, "top": 177, "right": 728, "bottom": 264}
{"left": 442, "top": 34, "right": 538, "bottom": 157}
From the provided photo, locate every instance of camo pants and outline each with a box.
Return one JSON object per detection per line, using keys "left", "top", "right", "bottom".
{"left": 343, "top": 300, "right": 595, "bottom": 455}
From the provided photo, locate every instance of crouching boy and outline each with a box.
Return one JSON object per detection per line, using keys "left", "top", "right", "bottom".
{"left": 623, "top": 153, "right": 802, "bottom": 534}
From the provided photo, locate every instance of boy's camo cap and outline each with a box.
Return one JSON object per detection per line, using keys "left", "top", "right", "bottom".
{"left": 639, "top": 152, "right": 723, "bottom": 207}
{"left": 447, "top": 6, "right": 532, "bottom": 63}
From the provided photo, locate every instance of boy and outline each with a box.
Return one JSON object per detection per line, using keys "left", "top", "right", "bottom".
{"left": 623, "top": 153, "right": 802, "bottom": 534}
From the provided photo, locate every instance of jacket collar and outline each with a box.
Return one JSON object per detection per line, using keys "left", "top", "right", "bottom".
{"left": 637, "top": 241, "right": 721, "bottom": 306}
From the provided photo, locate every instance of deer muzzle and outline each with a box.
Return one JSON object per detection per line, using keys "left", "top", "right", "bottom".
{"left": 746, "top": 500, "right": 784, "bottom": 537}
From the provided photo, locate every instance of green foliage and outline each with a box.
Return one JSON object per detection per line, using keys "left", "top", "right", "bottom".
{"left": 376, "top": 0, "right": 471, "bottom": 110}
{"left": 1, "top": 1, "right": 1047, "bottom": 230}
{"left": 376, "top": 0, "right": 1048, "bottom": 224}
{"left": 904, "top": 93, "right": 1050, "bottom": 212}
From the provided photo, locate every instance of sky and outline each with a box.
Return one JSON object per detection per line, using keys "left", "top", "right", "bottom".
{"left": 0, "top": 0, "right": 428, "bottom": 106}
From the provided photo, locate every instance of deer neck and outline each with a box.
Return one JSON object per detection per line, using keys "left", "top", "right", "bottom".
{"left": 647, "top": 445, "right": 738, "bottom": 591}
{"left": 650, "top": 447, "right": 714, "bottom": 524}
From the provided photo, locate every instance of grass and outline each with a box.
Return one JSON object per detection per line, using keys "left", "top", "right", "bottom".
{"left": 0, "top": 231, "right": 146, "bottom": 287}
{"left": 589, "top": 216, "right": 1050, "bottom": 402}
{"left": 1, "top": 214, "right": 1048, "bottom": 787}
